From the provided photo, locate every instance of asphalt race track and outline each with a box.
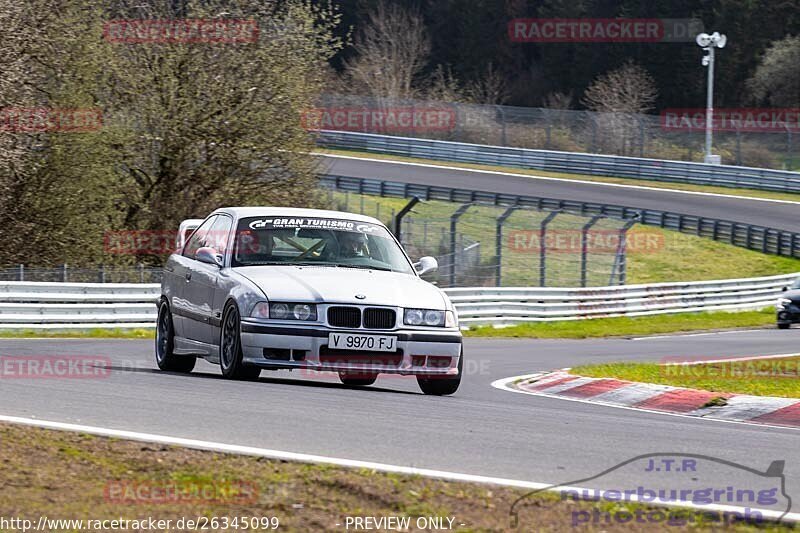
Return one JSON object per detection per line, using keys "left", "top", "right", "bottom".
{"left": 320, "top": 155, "right": 800, "bottom": 233}
{"left": 1, "top": 330, "right": 799, "bottom": 510}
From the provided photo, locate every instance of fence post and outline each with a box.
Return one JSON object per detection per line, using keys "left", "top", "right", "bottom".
{"left": 610, "top": 215, "right": 639, "bottom": 286}
{"left": 449, "top": 204, "right": 472, "bottom": 287}
{"left": 495, "top": 206, "right": 518, "bottom": 286}
{"left": 539, "top": 210, "right": 560, "bottom": 287}
{"left": 497, "top": 105, "right": 507, "bottom": 146}
{"left": 18, "top": 264, "right": 24, "bottom": 281}
{"left": 639, "top": 118, "right": 645, "bottom": 158}
{"left": 62, "top": 263, "right": 68, "bottom": 282}
{"left": 99, "top": 264, "right": 105, "bottom": 283}
{"left": 138, "top": 263, "right": 145, "bottom": 283}
{"left": 393, "top": 197, "right": 419, "bottom": 240}
{"left": 580, "top": 215, "right": 604, "bottom": 288}
{"left": 735, "top": 128, "right": 742, "bottom": 166}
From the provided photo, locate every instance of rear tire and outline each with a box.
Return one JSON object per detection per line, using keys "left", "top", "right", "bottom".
{"left": 220, "top": 303, "right": 261, "bottom": 380}
{"left": 417, "top": 350, "right": 462, "bottom": 396}
{"left": 338, "top": 372, "right": 378, "bottom": 386}
{"left": 155, "top": 300, "right": 196, "bottom": 373}
{"left": 778, "top": 322, "right": 791, "bottom": 329}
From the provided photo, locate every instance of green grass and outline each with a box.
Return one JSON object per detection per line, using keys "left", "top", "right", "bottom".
{"left": 1, "top": 423, "right": 795, "bottom": 531}
{"left": 320, "top": 147, "right": 800, "bottom": 203}
{"left": 0, "top": 328, "right": 154, "bottom": 339}
{"left": 571, "top": 355, "right": 800, "bottom": 399}
{"left": 327, "top": 189, "right": 800, "bottom": 286}
{"left": 463, "top": 309, "right": 776, "bottom": 339}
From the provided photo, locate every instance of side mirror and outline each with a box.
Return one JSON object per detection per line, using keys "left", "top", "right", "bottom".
{"left": 783, "top": 286, "right": 788, "bottom": 292}
{"left": 414, "top": 256, "right": 438, "bottom": 276}
{"left": 196, "top": 246, "right": 223, "bottom": 267}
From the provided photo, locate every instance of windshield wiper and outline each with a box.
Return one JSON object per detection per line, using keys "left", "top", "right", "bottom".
{"left": 335, "top": 264, "right": 393, "bottom": 272}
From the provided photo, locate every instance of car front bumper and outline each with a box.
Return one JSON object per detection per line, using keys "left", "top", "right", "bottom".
{"left": 239, "top": 321, "right": 462, "bottom": 376}
{"left": 777, "top": 304, "right": 800, "bottom": 325}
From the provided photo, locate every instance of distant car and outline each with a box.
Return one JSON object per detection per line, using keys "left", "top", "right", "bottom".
{"left": 777, "top": 278, "right": 800, "bottom": 329}
{"left": 156, "top": 207, "right": 463, "bottom": 395}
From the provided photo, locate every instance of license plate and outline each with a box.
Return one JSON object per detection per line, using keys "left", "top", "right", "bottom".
{"left": 328, "top": 333, "right": 397, "bottom": 352}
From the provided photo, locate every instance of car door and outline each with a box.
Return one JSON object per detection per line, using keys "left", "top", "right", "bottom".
{"left": 174, "top": 215, "right": 217, "bottom": 342}
{"left": 183, "top": 214, "right": 233, "bottom": 346}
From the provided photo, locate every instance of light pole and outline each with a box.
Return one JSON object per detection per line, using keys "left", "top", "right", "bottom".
{"left": 696, "top": 31, "right": 727, "bottom": 165}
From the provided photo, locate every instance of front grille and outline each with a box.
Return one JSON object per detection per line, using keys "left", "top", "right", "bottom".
{"left": 319, "top": 346, "right": 403, "bottom": 367}
{"left": 327, "top": 306, "right": 361, "bottom": 328}
{"left": 363, "top": 308, "right": 396, "bottom": 329}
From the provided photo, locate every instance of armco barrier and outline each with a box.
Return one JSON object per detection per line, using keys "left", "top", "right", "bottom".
{"left": 320, "top": 174, "right": 800, "bottom": 258}
{"left": 0, "top": 274, "right": 795, "bottom": 328}
{"left": 317, "top": 130, "right": 800, "bottom": 194}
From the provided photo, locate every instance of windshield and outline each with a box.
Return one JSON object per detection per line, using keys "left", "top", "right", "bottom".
{"left": 231, "top": 216, "right": 415, "bottom": 274}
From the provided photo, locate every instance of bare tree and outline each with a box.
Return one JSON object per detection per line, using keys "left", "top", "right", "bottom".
{"left": 582, "top": 62, "right": 657, "bottom": 155}
{"left": 464, "top": 63, "right": 509, "bottom": 105}
{"left": 426, "top": 65, "right": 464, "bottom": 103}
{"left": 747, "top": 35, "right": 800, "bottom": 107}
{"left": 543, "top": 91, "right": 573, "bottom": 110}
{"left": 343, "top": 0, "right": 431, "bottom": 101}
{"left": 0, "top": 0, "right": 343, "bottom": 266}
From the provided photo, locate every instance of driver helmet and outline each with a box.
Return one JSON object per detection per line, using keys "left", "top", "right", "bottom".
{"left": 340, "top": 232, "right": 368, "bottom": 257}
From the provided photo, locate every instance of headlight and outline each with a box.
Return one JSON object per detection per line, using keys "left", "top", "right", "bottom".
{"left": 777, "top": 298, "right": 792, "bottom": 308}
{"left": 404, "top": 308, "right": 449, "bottom": 327}
{"left": 251, "top": 302, "right": 317, "bottom": 321}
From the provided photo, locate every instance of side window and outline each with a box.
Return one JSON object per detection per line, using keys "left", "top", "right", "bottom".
{"left": 183, "top": 216, "right": 217, "bottom": 258}
{"left": 208, "top": 215, "right": 233, "bottom": 255}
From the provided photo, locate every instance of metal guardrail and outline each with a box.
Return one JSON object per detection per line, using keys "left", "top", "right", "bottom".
{"left": 0, "top": 275, "right": 794, "bottom": 328}
{"left": 447, "top": 273, "right": 798, "bottom": 325}
{"left": 317, "top": 130, "right": 800, "bottom": 194}
{"left": 0, "top": 282, "right": 160, "bottom": 329}
{"left": 319, "top": 174, "right": 800, "bottom": 259}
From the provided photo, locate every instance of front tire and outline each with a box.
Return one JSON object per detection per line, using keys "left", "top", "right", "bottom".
{"left": 338, "top": 372, "right": 378, "bottom": 386}
{"left": 220, "top": 303, "right": 261, "bottom": 380}
{"left": 417, "top": 350, "right": 462, "bottom": 396}
{"left": 155, "top": 300, "right": 196, "bottom": 373}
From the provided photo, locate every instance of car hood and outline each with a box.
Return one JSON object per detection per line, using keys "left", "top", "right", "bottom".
{"left": 234, "top": 266, "right": 448, "bottom": 309}
{"left": 784, "top": 289, "right": 800, "bottom": 302}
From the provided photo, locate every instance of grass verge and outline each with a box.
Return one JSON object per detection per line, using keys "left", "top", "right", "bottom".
{"left": 463, "top": 309, "right": 776, "bottom": 339}
{"left": 320, "top": 148, "right": 800, "bottom": 204}
{"left": 0, "top": 328, "right": 154, "bottom": 339}
{"left": 0, "top": 423, "right": 791, "bottom": 531}
{"left": 571, "top": 356, "right": 800, "bottom": 399}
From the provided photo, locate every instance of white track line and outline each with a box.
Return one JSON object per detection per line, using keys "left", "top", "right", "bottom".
{"left": 631, "top": 329, "right": 769, "bottom": 340}
{"left": 665, "top": 352, "right": 800, "bottom": 366}
{"left": 318, "top": 153, "right": 800, "bottom": 206}
{"left": 490, "top": 374, "right": 800, "bottom": 433}
{"left": 0, "top": 413, "right": 796, "bottom": 524}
